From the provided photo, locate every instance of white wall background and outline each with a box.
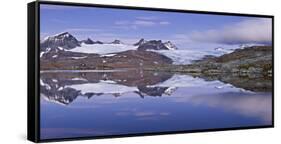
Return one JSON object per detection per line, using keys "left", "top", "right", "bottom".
{"left": 0, "top": 0, "right": 279, "bottom": 143}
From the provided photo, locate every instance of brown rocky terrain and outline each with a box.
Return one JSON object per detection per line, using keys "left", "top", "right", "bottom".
{"left": 146, "top": 46, "right": 272, "bottom": 77}
{"left": 192, "top": 45, "right": 272, "bottom": 76}
{"left": 41, "top": 50, "right": 173, "bottom": 70}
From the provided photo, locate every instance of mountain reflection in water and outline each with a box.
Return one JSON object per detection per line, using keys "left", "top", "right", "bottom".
{"left": 40, "top": 70, "right": 175, "bottom": 104}
{"left": 40, "top": 70, "right": 272, "bottom": 139}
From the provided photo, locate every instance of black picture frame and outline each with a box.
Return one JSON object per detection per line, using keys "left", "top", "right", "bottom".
{"left": 28, "top": 0, "right": 274, "bottom": 142}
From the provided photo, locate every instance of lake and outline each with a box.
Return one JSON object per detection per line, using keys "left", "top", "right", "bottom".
{"left": 40, "top": 70, "right": 272, "bottom": 140}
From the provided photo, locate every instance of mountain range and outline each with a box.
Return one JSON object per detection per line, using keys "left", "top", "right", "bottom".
{"left": 40, "top": 32, "right": 177, "bottom": 57}
{"left": 40, "top": 32, "right": 177, "bottom": 70}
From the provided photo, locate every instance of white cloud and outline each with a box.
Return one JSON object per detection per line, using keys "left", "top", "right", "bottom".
{"left": 190, "top": 18, "right": 272, "bottom": 44}
{"left": 114, "top": 20, "right": 130, "bottom": 25}
{"left": 134, "top": 20, "right": 156, "bottom": 26}
{"left": 64, "top": 28, "right": 103, "bottom": 33}
{"left": 159, "top": 21, "right": 170, "bottom": 25}
{"left": 136, "top": 16, "right": 159, "bottom": 20}
{"left": 114, "top": 16, "right": 170, "bottom": 30}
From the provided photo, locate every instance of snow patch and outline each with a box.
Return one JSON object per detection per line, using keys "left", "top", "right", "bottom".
{"left": 40, "top": 52, "right": 45, "bottom": 58}
{"left": 164, "top": 87, "right": 177, "bottom": 95}
{"left": 71, "top": 56, "right": 87, "bottom": 59}
{"left": 58, "top": 87, "right": 63, "bottom": 91}
{"left": 164, "top": 41, "right": 177, "bottom": 50}
{"left": 71, "top": 77, "right": 88, "bottom": 81}
{"left": 40, "top": 79, "right": 51, "bottom": 90}
{"left": 58, "top": 47, "right": 64, "bottom": 50}
{"left": 99, "top": 80, "right": 116, "bottom": 84}
{"left": 100, "top": 54, "right": 117, "bottom": 57}
{"left": 40, "top": 47, "right": 51, "bottom": 58}
{"left": 68, "top": 43, "right": 137, "bottom": 54}
{"left": 66, "top": 82, "right": 138, "bottom": 95}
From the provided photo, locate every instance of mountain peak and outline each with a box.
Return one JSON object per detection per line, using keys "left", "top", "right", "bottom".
{"left": 137, "top": 39, "right": 177, "bottom": 51}
{"left": 81, "top": 38, "right": 95, "bottom": 44}
{"left": 111, "top": 39, "right": 122, "bottom": 44}
{"left": 41, "top": 32, "right": 80, "bottom": 50}
{"left": 134, "top": 38, "right": 146, "bottom": 46}
{"left": 163, "top": 41, "right": 177, "bottom": 50}
{"left": 55, "top": 32, "right": 72, "bottom": 37}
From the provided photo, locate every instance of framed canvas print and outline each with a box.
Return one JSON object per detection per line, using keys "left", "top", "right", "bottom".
{"left": 28, "top": 1, "right": 274, "bottom": 142}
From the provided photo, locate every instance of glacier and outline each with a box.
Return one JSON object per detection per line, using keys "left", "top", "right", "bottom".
{"left": 68, "top": 43, "right": 138, "bottom": 55}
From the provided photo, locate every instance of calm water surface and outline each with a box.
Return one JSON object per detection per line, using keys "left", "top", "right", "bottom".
{"left": 40, "top": 70, "right": 272, "bottom": 139}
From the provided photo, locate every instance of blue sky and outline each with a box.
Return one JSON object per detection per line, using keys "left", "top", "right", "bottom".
{"left": 40, "top": 4, "right": 272, "bottom": 49}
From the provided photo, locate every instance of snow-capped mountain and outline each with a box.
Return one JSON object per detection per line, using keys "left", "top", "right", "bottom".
{"left": 80, "top": 38, "right": 94, "bottom": 44}
{"left": 40, "top": 32, "right": 178, "bottom": 59}
{"left": 137, "top": 39, "right": 178, "bottom": 50}
{"left": 39, "top": 32, "right": 226, "bottom": 65}
{"left": 133, "top": 39, "right": 177, "bottom": 50}
{"left": 110, "top": 40, "right": 123, "bottom": 44}
{"left": 133, "top": 38, "right": 147, "bottom": 46}
{"left": 40, "top": 32, "right": 247, "bottom": 65}
{"left": 40, "top": 32, "right": 265, "bottom": 65}
{"left": 163, "top": 41, "right": 177, "bottom": 50}
{"left": 41, "top": 32, "right": 81, "bottom": 50}
{"left": 80, "top": 38, "right": 103, "bottom": 44}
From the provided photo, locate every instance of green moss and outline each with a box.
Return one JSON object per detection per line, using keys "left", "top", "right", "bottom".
{"left": 238, "top": 63, "right": 254, "bottom": 69}
{"left": 261, "top": 63, "right": 272, "bottom": 74}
